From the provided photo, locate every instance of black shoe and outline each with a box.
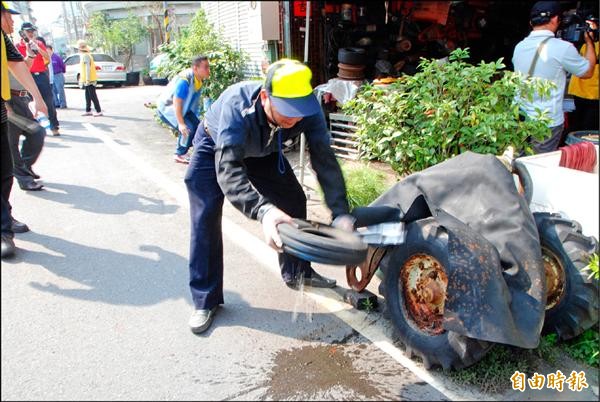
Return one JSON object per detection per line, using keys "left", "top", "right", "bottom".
{"left": 307, "top": 271, "right": 337, "bottom": 288}
{"left": 11, "top": 218, "right": 29, "bottom": 233}
{"left": 286, "top": 271, "right": 337, "bottom": 289}
{"left": 19, "top": 181, "right": 43, "bottom": 191}
{"left": 1, "top": 235, "right": 16, "bottom": 258}
{"left": 25, "top": 167, "right": 40, "bottom": 179}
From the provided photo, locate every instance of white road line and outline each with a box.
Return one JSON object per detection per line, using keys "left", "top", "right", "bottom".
{"left": 84, "top": 123, "right": 492, "bottom": 402}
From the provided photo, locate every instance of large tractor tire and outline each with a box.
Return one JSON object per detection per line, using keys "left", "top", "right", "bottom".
{"left": 380, "top": 218, "right": 492, "bottom": 370}
{"left": 534, "top": 212, "right": 599, "bottom": 340}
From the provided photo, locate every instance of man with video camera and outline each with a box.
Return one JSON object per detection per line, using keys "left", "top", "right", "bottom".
{"left": 567, "top": 15, "right": 599, "bottom": 133}
{"left": 15, "top": 21, "right": 60, "bottom": 136}
{"left": 512, "top": 1, "right": 597, "bottom": 154}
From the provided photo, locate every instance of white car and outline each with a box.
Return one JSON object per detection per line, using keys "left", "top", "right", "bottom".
{"left": 64, "top": 53, "right": 126, "bottom": 87}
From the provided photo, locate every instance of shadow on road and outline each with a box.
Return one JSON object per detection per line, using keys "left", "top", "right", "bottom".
{"left": 15, "top": 233, "right": 189, "bottom": 306}
{"left": 52, "top": 133, "right": 103, "bottom": 143}
{"left": 13, "top": 231, "right": 341, "bottom": 339}
{"left": 32, "top": 182, "right": 178, "bottom": 215}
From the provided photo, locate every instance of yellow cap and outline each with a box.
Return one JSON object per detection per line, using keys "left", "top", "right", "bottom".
{"left": 264, "top": 59, "right": 320, "bottom": 117}
{"left": 1, "top": 1, "right": 20, "bottom": 14}
{"left": 266, "top": 59, "right": 313, "bottom": 98}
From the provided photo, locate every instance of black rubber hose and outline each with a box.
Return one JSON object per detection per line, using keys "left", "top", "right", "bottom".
{"left": 512, "top": 159, "right": 533, "bottom": 206}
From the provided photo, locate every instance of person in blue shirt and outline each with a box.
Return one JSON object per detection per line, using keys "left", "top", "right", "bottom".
{"left": 184, "top": 59, "right": 355, "bottom": 334}
{"left": 156, "top": 56, "right": 210, "bottom": 164}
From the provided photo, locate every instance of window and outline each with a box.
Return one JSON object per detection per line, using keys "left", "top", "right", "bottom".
{"left": 64, "top": 55, "right": 80, "bottom": 65}
{"left": 92, "top": 54, "right": 116, "bottom": 62}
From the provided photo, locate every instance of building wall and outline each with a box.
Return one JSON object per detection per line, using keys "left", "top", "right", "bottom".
{"left": 200, "top": 1, "right": 280, "bottom": 78}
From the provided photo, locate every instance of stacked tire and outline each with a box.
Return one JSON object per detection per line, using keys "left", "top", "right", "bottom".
{"left": 337, "top": 48, "right": 366, "bottom": 80}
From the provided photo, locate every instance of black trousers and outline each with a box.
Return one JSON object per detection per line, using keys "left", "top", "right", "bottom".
{"left": 184, "top": 127, "right": 310, "bottom": 310}
{"left": 7, "top": 95, "right": 46, "bottom": 186}
{"left": 84, "top": 85, "right": 101, "bottom": 113}
{"left": 32, "top": 72, "right": 59, "bottom": 130}
{"left": 1, "top": 117, "right": 14, "bottom": 237}
{"left": 570, "top": 96, "right": 600, "bottom": 132}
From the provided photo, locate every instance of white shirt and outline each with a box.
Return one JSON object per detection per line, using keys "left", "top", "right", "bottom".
{"left": 512, "top": 30, "right": 590, "bottom": 126}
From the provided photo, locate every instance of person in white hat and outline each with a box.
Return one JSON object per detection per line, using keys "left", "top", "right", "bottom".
{"left": 78, "top": 39, "right": 103, "bottom": 117}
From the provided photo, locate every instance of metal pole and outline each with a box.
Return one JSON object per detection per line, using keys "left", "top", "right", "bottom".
{"left": 282, "top": 1, "right": 292, "bottom": 58}
{"left": 163, "top": 1, "right": 170, "bottom": 44}
{"left": 69, "top": 1, "right": 79, "bottom": 41}
{"left": 299, "top": 1, "right": 310, "bottom": 186}
{"left": 62, "top": 1, "right": 71, "bottom": 49}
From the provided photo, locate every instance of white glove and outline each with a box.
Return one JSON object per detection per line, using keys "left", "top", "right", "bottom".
{"left": 261, "top": 206, "right": 293, "bottom": 251}
{"left": 332, "top": 214, "right": 356, "bottom": 232}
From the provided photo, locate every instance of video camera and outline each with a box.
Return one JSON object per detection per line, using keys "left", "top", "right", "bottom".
{"left": 559, "top": 12, "right": 599, "bottom": 43}
{"left": 18, "top": 30, "right": 39, "bottom": 54}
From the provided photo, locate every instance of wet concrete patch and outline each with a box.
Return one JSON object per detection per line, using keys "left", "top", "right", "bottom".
{"left": 266, "top": 344, "right": 384, "bottom": 400}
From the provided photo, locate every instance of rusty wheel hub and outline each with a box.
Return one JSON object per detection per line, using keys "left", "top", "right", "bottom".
{"left": 542, "top": 247, "right": 566, "bottom": 310}
{"left": 400, "top": 254, "right": 448, "bottom": 335}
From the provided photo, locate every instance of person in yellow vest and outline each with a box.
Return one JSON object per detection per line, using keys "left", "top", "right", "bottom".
{"left": 1, "top": 0, "right": 48, "bottom": 258}
{"left": 567, "top": 17, "right": 599, "bottom": 133}
{"left": 78, "top": 39, "right": 103, "bottom": 117}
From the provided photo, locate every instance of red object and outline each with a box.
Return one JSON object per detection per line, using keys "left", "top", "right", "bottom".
{"left": 95, "top": 66, "right": 101, "bottom": 71}
{"left": 116, "top": 66, "right": 124, "bottom": 71}
{"left": 293, "top": 1, "right": 318, "bottom": 17}
{"left": 293, "top": 1, "right": 307, "bottom": 17}
{"left": 16, "top": 39, "right": 49, "bottom": 73}
{"left": 559, "top": 142, "right": 597, "bottom": 173}
{"left": 411, "top": 1, "right": 451, "bottom": 25}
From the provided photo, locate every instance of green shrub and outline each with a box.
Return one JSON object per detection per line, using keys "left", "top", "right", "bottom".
{"left": 156, "top": 9, "right": 248, "bottom": 101}
{"left": 343, "top": 48, "right": 554, "bottom": 175}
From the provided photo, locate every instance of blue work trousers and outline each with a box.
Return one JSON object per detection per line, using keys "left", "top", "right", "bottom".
{"left": 52, "top": 73, "right": 67, "bottom": 108}
{"left": 184, "top": 124, "right": 311, "bottom": 310}
{"left": 156, "top": 110, "right": 199, "bottom": 156}
{"left": 32, "top": 72, "right": 59, "bottom": 130}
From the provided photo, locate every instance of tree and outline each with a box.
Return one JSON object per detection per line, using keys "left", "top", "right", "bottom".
{"left": 142, "top": 1, "right": 166, "bottom": 51}
{"left": 86, "top": 12, "right": 148, "bottom": 71}
{"left": 156, "top": 9, "right": 247, "bottom": 100}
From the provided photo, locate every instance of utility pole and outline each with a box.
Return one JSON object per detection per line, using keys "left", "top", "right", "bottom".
{"left": 163, "top": 1, "right": 170, "bottom": 44}
{"left": 69, "top": 1, "right": 80, "bottom": 41}
{"left": 62, "top": 1, "right": 72, "bottom": 46}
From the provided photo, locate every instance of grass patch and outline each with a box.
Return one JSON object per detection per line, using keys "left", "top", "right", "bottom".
{"left": 446, "top": 345, "right": 532, "bottom": 394}
{"left": 340, "top": 161, "right": 390, "bottom": 210}
{"left": 445, "top": 330, "right": 597, "bottom": 394}
{"left": 564, "top": 326, "right": 600, "bottom": 367}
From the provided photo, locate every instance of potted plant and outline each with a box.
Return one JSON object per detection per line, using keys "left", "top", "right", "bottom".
{"left": 141, "top": 67, "right": 153, "bottom": 85}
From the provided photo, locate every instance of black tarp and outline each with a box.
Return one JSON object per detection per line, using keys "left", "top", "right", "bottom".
{"left": 371, "top": 151, "right": 545, "bottom": 348}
